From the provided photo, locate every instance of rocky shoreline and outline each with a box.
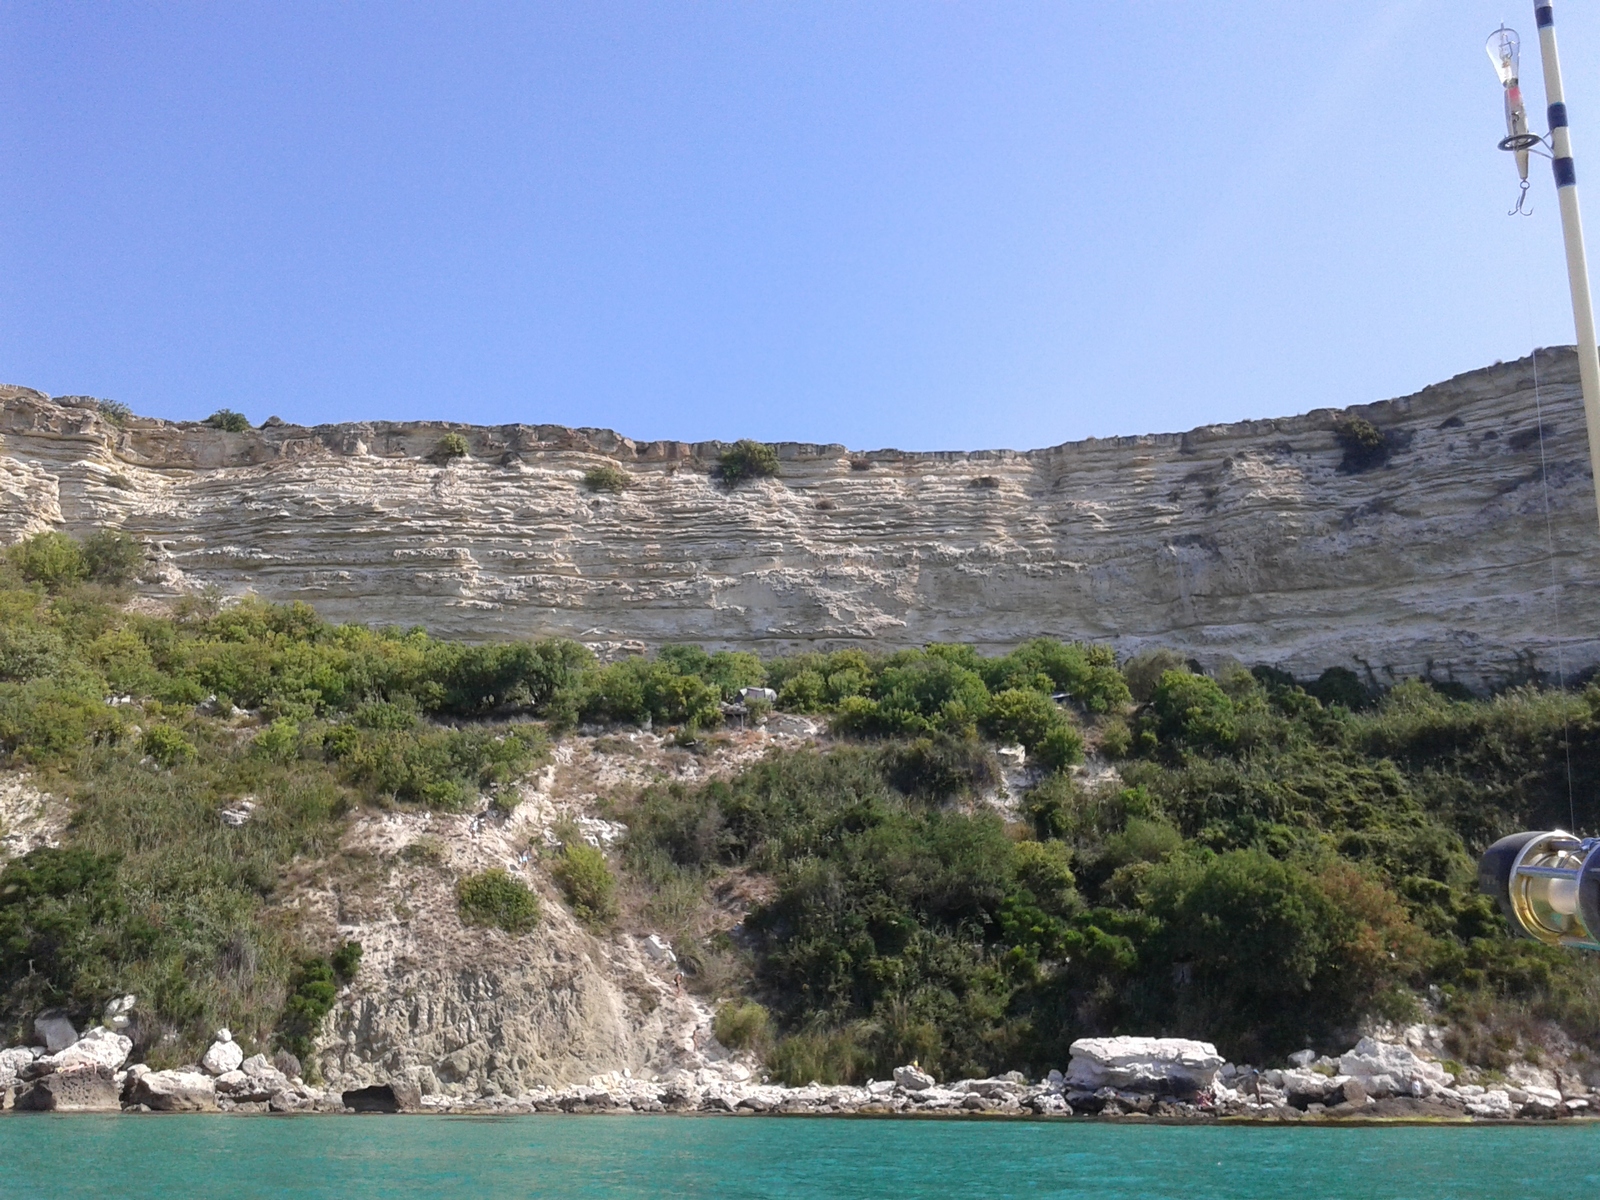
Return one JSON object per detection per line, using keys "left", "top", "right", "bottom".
{"left": 3, "top": 1004, "right": 1594, "bottom": 1123}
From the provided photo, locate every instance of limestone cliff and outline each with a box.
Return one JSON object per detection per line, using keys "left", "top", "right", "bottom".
{"left": 3, "top": 351, "right": 1596, "bottom": 689}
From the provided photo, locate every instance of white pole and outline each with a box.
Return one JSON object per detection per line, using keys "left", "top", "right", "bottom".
{"left": 1532, "top": 2, "right": 1600, "bottom": 531}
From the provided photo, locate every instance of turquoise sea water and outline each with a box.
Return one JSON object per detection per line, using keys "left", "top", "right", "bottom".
{"left": 2, "top": 1115, "right": 1596, "bottom": 1199}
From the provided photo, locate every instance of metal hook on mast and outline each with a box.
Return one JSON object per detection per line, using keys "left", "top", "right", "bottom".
{"left": 1511, "top": 178, "right": 1534, "bottom": 216}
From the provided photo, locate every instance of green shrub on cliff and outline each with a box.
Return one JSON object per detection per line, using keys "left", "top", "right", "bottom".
{"left": 433, "top": 432, "right": 469, "bottom": 460}
{"left": 204, "top": 409, "right": 251, "bottom": 433}
{"left": 582, "top": 463, "right": 633, "bottom": 493}
{"left": 7, "top": 532, "right": 88, "bottom": 591}
{"left": 715, "top": 439, "right": 780, "bottom": 486}
{"left": 552, "top": 840, "right": 618, "bottom": 929}
{"left": 456, "top": 869, "right": 540, "bottom": 934}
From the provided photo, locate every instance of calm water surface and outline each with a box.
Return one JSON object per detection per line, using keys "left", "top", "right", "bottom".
{"left": 2, "top": 1114, "right": 1595, "bottom": 1199}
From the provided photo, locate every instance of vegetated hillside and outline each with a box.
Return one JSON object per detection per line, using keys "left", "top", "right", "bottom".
{"left": 0, "top": 530, "right": 1597, "bottom": 1083}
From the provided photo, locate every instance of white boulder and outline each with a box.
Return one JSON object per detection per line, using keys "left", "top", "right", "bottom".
{"left": 0, "top": 1046, "right": 40, "bottom": 1086}
{"left": 130, "top": 1069, "right": 218, "bottom": 1112}
{"left": 1518, "top": 1085, "right": 1564, "bottom": 1117}
{"left": 1067, "top": 1036, "right": 1224, "bottom": 1094}
{"left": 1338, "top": 1037, "right": 1449, "bottom": 1097}
{"left": 893, "top": 1065, "right": 935, "bottom": 1091}
{"left": 51, "top": 1026, "right": 132, "bottom": 1072}
{"left": 102, "top": 995, "right": 137, "bottom": 1031}
{"left": 641, "top": 934, "right": 677, "bottom": 965}
{"left": 201, "top": 1029, "right": 244, "bottom": 1076}
{"left": 33, "top": 1011, "right": 78, "bottom": 1053}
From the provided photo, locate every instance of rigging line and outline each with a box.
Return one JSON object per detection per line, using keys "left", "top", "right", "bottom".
{"left": 1529, "top": 346, "right": 1578, "bottom": 833}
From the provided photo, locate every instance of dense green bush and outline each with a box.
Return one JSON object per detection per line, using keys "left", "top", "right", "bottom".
{"left": 582, "top": 464, "right": 633, "bottom": 493}
{"left": 142, "top": 724, "right": 197, "bottom": 767}
{"left": 552, "top": 841, "right": 618, "bottom": 928}
{"left": 8, "top": 532, "right": 88, "bottom": 591}
{"left": 579, "top": 657, "right": 724, "bottom": 730}
{"left": 280, "top": 957, "right": 337, "bottom": 1058}
{"left": 82, "top": 531, "right": 145, "bottom": 585}
{"left": 330, "top": 940, "right": 363, "bottom": 980}
{"left": 457, "top": 869, "right": 541, "bottom": 934}
{"left": 204, "top": 409, "right": 252, "bottom": 433}
{"left": 716, "top": 439, "right": 780, "bottom": 486}
{"left": 714, "top": 999, "right": 774, "bottom": 1053}
{"left": 0, "top": 848, "right": 125, "bottom": 1022}
{"left": 326, "top": 722, "right": 545, "bottom": 810}
{"left": 1147, "top": 670, "right": 1237, "bottom": 753}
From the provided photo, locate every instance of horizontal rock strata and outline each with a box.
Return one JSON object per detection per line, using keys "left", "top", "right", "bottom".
{"left": 3, "top": 351, "right": 1598, "bottom": 686}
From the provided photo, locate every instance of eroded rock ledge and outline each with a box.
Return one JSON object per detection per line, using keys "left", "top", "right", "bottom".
{"left": 2, "top": 351, "right": 1596, "bottom": 688}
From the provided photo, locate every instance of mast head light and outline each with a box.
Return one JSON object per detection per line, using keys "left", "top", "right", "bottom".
{"left": 1487, "top": 25, "right": 1520, "bottom": 87}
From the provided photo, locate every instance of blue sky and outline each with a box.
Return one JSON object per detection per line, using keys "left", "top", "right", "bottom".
{"left": 1, "top": 2, "right": 1594, "bottom": 450}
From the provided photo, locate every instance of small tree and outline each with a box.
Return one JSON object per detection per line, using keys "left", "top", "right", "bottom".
{"left": 434, "top": 433, "right": 470, "bottom": 461}
{"left": 716, "top": 440, "right": 780, "bottom": 487}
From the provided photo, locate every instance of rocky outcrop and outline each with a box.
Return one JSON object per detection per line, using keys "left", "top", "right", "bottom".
{"left": 15, "top": 1064, "right": 120, "bottom": 1112}
{"left": 1338, "top": 1035, "right": 1451, "bottom": 1097}
{"left": 127, "top": 1069, "right": 219, "bottom": 1112}
{"left": 3, "top": 351, "right": 1597, "bottom": 686}
{"left": 48, "top": 1026, "right": 131, "bottom": 1073}
{"left": 1066, "top": 1036, "right": 1224, "bottom": 1095}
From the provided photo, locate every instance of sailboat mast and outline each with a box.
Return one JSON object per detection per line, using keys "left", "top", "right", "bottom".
{"left": 1532, "top": 2, "right": 1600, "bottom": 530}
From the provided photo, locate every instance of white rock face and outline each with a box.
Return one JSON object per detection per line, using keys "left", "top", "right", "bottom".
{"left": 201, "top": 1031, "right": 244, "bottom": 1076}
{"left": 1338, "top": 1037, "right": 1450, "bottom": 1097}
{"left": 1067, "top": 1036, "right": 1224, "bottom": 1094}
{"left": 51, "top": 1026, "right": 132, "bottom": 1072}
{"left": 33, "top": 1012, "right": 77, "bottom": 1054}
{"left": 2, "top": 352, "right": 1596, "bottom": 686}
